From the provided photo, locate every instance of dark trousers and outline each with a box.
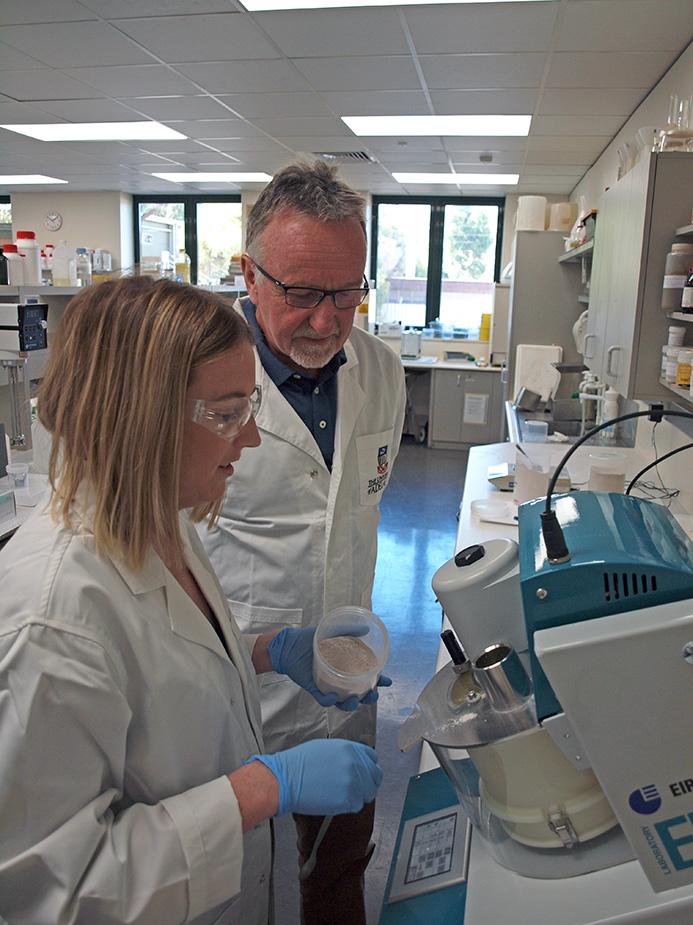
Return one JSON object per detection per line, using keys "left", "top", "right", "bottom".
{"left": 293, "top": 801, "right": 376, "bottom": 925}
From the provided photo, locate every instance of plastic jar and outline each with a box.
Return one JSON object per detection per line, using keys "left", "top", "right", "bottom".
{"left": 588, "top": 453, "right": 626, "bottom": 493}
{"left": 75, "top": 248, "right": 92, "bottom": 287}
{"left": 676, "top": 349, "right": 693, "bottom": 388}
{"left": 665, "top": 346, "right": 680, "bottom": 383}
{"left": 313, "top": 606, "right": 389, "bottom": 700}
{"left": 52, "top": 240, "right": 77, "bottom": 287}
{"left": 15, "top": 231, "right": 42, "bottom": 285}
{"left": 2, "top": 243, "right": 25, "bottom": 285}
{"left": 668, "top": 324, "right": 686, "bottom": 346}
{"left": 662, "top": 244, "right": 693, "bottom": 310}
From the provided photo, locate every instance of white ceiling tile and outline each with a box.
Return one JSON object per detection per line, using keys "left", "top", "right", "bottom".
{"left": 1, "top": 22, "right": 156, "bottom": 68}
{"left": 216, "top": 92, "right": 333, "bottom": 118}
{"left": 63, "top": 65, "right": 201, "bottom": 97}
{"left": 321, "top": 91, "right": 429, "bottom": 117}
{"left": 166, "top": 118, "right": 267, "bottom": 138}
{"left": 430, "top": 89, "right": 538, "bottom": 115}
{"left": 518, "top": 181, "right": 575, "bottom": 193}
{"left": 404, "top": 2, "right": 559, "bottom": 54}
{"left": 443, "top": 136, "right": 528, "bottom": 152}
{"left": 254, "top": 8, "right": 408, "bottom": 58}
{"left": 365, "top": 138, "right": 445, "bottom": 153}
{"left": 524, "top": 149, "right": 604, "bottom": 166}
{"left": 449, "top": 151, "right": 524, "bottom": 167}
{"left": 0, "top": 101, "right": 65, "bottom": 123}
{"left": 79, "top": 0, "right": 232, "bottom": 16}
{"left": 116, "top": 13, "right": 280, "bottom": 63}
{"left": 419, "top": 54, "right": 547, "bottom": 90}
{"left": 0, "top": 41, "right": 48, "bottom": 69}
{"left": 292, "top": 56, "right": 420, "bottom": 92}
{"left": 526, "top": 134, "right": 612, "bottom": 154}
{"left": 0, "top": 0, "right": 95, "bottom": 24}
{"left": 523, "top": 165, "right": 588, "bottom": 177}
{"left": 377, "top": 151, "right": 449, "bottom": 166}
{"left": 538, "top": 87, "right": 647, "bottom": 116}
{"left": 547, "top": 51, "right": 674, "bottom": 89}
{"left": 531, "top": 114, "right": 626, "bottom": 136}
{"left": 274, "top": 135, "right": 378, "bottom": 152}
{"left": 177, "top": 60, "right": 311, "bottom": 93}
{"left": 118, "top": 95, "right": 235, "bottom": 120}
{"left": 247, "top": 116, "right": 352, "bottom": 137}
{"left": 28, "top": 99, "right": 140, "bottom": 122}
{"left": 133, "top": 138, "right": 219, "bottom": 153}
{"left": 557, "top": 0, "right": 693, "bottom": 52}
{"left": 0, "top": 68, "right": 104, "bottom": 101}
{"left": 202, "top": 136, "right": 289, "bottom": 152}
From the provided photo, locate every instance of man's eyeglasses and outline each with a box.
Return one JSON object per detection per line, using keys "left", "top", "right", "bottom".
{"left": 249, "top": 257, "right": 369, "bottom": 311}
{"left": 190, "top": 385, "right": 262, "bottom": 441}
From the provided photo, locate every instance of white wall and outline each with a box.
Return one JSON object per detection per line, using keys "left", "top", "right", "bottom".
{"left": 572, "top": 41, "right": 693, "bottom": 211}
{"left": 11, "top": 191, "right": 130, "bottom": 269}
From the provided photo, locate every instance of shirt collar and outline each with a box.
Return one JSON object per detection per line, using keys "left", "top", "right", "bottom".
{"left": 241, "top": 297, "right": 346, "bottom": 387}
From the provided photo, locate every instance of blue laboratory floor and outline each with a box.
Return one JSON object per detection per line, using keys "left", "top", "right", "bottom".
{"left": 273, "top": 438, "right": 469, "bottom": 924}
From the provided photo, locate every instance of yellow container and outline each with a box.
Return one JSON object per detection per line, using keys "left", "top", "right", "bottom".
{"left": 479, "top": 312, "right": 492, "bottom": 341}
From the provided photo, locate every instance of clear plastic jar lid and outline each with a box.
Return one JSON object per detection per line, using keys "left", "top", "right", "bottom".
{"left": 671, "top": 243, "right": 693, "bottom": 253}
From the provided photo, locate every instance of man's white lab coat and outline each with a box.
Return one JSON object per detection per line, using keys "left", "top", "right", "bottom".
{"left": 0, "top": 506, "right": 271, "bottom": 925}
{"left": 201, "top": 320, "right": 406, "bottom": 752}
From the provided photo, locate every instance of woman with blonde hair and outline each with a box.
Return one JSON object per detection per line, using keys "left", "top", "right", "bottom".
{"left": 0, "top": 276, "right": 382, "bottom": 925}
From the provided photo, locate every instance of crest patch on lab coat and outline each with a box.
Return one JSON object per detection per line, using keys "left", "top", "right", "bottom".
{"left": 376, "top": 444, "right": 389, "bottom": 475}
{"left": 356, "top": 430, "right": 395, "bottom": 505}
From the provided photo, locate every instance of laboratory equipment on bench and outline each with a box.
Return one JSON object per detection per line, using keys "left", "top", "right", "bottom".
{"left": 400, "top": 328, "right": 422, "bottom": 360}
{"left": 0, "top": 302, "right": 48, "bottom": 470}
{"left": 400, "top": 468, "right": 693, "bottom": 902}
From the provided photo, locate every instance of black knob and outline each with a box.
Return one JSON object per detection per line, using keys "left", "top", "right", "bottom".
{"left": 454, "top": 544, "right": 485, "bottom": 568}
{"left": 441, "top": 629, "right": 467, "bottom": 667}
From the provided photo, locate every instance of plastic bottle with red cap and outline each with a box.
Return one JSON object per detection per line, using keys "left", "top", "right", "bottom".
{"left": 2, "top": 243, "right": 25, "bottom": 285}
{"left": 15, "top": 230, "right": 41, "bottom": 285}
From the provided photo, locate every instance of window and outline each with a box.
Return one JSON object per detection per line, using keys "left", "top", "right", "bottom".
{"left": 134, "top": 195, "right": 242, "bottom": 286}
{"left": 372, "top": 196, "right": 503, "bottom": 334}
{"left": 0, "top": 196, "right": 11, "bottom": 242}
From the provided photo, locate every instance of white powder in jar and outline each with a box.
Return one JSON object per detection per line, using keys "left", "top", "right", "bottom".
{"left": 318, "top": 636, "right": 378, "bottom": 674}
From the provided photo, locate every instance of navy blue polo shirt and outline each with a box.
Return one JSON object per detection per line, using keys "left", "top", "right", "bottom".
{"left": 241, "top": 298, "right": 346, "bottom": 470}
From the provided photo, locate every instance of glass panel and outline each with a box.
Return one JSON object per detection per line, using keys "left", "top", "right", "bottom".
{"left": 375, "top": 203, "right": 431, "bottom": 327}
{"left": 196, "top": 201, "right": 243, "bottom": 286}
{"left": 138, "top": 201, "right": 184, "bottom": 276}
{"left": 0, "top": 200, "right": 12, "bottom": 242}
{"left": 439, "top": 204, "right": 498, "bottom": 337}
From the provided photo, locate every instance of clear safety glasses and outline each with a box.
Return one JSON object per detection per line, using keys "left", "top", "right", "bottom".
{"left": 190, "top": 385, "right": 262, "bottom": 441}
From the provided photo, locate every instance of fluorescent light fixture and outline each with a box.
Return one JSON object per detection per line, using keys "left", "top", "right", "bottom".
{"left": 343, "top": 115, "right": 531, "bottom": 137}
{"left": 0, "top": 175, "right": 68, "bottom": 185}
{"left": 243, "top": 0, "right": 550, "bottom": 8}
{"left": 152, "top": 172, "right": 272, "bottom": 183}
{"left": 393, "top": 173, "right": 519, "bottom": 185}
{"left": 0, "top": 122, "right": 187, "bottom": 142}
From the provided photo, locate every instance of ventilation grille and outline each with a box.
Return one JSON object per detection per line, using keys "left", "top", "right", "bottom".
{"left": 312, "top": 150, "right": 376, "bottom": 163}
{"left": 603, "top": 571, "right": 658, "bottom": 603}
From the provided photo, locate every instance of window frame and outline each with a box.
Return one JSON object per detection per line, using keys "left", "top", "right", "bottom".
{"left": 370, "top": 194, "right": 505, "bottom": 327}
{"left": 133, "top": 194, "right": 241, "bottom": 286}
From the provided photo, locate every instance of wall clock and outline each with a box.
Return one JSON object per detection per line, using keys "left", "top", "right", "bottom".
{"left": 44, "top": 211, "right": 63, "bottom": 232}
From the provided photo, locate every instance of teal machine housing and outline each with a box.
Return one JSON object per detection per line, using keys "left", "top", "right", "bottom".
{"left": 518, "top": 492, "right": 693, "bottom": 721}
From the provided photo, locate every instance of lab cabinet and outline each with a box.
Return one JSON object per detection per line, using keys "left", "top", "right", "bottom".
{"left": 429, "top": 368, "right": 502, "bottom": 449}
{"left": 583, "top": 151, "right": 693, "bottom": 401}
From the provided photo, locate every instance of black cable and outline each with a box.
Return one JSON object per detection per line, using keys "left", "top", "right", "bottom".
{"left": 625, "top": 440, "right": 693, "bottom": 495}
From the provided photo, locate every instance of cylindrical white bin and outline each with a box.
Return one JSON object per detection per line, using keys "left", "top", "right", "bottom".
{"left": 516, "top": 196, "right": 547, "bottom": 231}
{"left": 548, "top": 202, "right": 577, "bottom": 232}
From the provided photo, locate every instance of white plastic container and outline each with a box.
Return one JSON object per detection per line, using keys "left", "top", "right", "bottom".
{"left": 75, "top": 248, "right": 92, "bottom": 287}
{"left": 588, "top": 453, "right": 626, "bottom": 493}
{"left": 6, "top": 462, "right": 29, "bottom": 490}
{"left": 668, "top": 324, "right": 686, "bottom": 346}
{"left": 2, "top": 243, "right": 25, "bottom": 285}
{"left": 15, "top": 231, "right": 42, "bottom": 285}
{"left": 521, "top": 419, "right": 549, "bottom": 443}
{"left": 516, "top": 196, "right": 547, "bottom": 231}
{"left": 313, "top": 606, "right": 389, "bottom": 700}
{"left": 52, "top": 240, "right": 77, "bottom": 287}
{"left": 548, "top": 202, "right": 576, "bottom": 232}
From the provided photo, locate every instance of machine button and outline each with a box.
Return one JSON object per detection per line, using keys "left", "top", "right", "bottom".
{"left": 454, "top": 544, "right": 485, "bottom": 567}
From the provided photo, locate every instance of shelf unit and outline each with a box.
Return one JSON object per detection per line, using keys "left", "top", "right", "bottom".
{"left": 675, "top": 224, "right": 693, "bottom": 236}
{"left": 659, "top": 378, "right": 693, "bottom": 406}
{"left": 557, "top": 240, "right": 594, "bottom": 263}
{"left": 668, "top": 312, "right": 693, "bottom": 323}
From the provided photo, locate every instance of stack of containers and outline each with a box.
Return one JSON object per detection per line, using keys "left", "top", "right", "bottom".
{"left": 662, "top": 324, "right": 689, "bottom": 389}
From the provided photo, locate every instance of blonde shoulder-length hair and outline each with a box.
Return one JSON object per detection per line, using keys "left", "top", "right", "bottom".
{"left": 38, "top": 276, "right": 253, "bottom": 571}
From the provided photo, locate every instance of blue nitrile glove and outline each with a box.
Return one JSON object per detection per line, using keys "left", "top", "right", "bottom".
{"left": 267, "top": 626, "right": 392, "bottom": 712}
{"left": 248, "top": 739, "right": 383, "bottom": 816}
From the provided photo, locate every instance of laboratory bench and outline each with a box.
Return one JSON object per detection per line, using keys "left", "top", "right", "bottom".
{"left": 379, "top": 441, "right": 693, "bottom": 925}
{"left": 400, "top": 358, "right": 504, "bottom": 449}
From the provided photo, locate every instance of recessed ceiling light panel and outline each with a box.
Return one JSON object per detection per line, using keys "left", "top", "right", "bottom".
{"left": 0, "top": 122, "right": 187, "bottom": 142}
{"left": 393, "top": 172, "right": 519, "bottom": 185}
{"left": 343, "top": 115, "right": 531, "bottom": 137}
{"left": 243, "top": 0, "right": 550, "bottom": 8}
{"left": 152, "top": 172, "right": 272, "bottom": 183}
{"left": 0, "top": 175, "right": 68, "bottom": 185}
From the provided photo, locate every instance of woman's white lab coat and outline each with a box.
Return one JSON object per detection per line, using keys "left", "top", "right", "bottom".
{"left": 202, "top": 320, "right": 406, "bottom": 753}
{"left": 0, "top": 505, "right": 271, "bottom": 925}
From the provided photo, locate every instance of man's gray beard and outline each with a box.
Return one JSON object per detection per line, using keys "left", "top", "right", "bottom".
{"left": 288, "top": 336, "right": 338, "bottom": 370}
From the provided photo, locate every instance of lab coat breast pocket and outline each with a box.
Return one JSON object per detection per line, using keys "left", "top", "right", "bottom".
{"left": 356, "top": 429, "right": 395, "bottom": 506}
{"left": 228, "top": 599, "right": 303, "bottom": 688}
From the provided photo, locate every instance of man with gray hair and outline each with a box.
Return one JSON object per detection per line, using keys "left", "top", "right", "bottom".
{"left": 201, "top": 161, "right": 405, "bottom": 923}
